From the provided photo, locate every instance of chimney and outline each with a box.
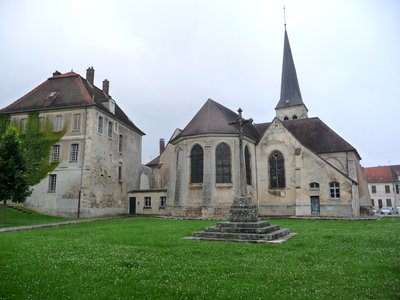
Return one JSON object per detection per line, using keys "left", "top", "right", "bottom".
{"left": 53, "top": 71, "right": 61, "bottom": 77}
{"left": 86, "top": 67, "right": 94, "bottom": 85}
{"left": 102, "top": 79, "right": 110, "bottom": 95}
{"left": 159, "top": 138, "right": 165, "bottom": 155}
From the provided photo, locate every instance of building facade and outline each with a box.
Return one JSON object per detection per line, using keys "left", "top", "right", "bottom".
{"left": 364, "top": 165, "right": 400, "bottom": 210}
{"left": 131, "top": 29, "right": 371, "bottom": 218}
{"left": 0, "top": 68, "right": 144, "bottom": 217}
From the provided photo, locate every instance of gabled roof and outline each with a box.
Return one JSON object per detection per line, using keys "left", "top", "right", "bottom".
{"left": 171, "top": 98, "right": 260, "bottom": 143}
{"left": 275, "top": 29, "right": 305, "bottom": 110}
{"left": 364, "top": 166, "right": 394, "bottom": 183}
{"left": 0, "top": 71, "right": 145, "bottom": 135}
{"left": 282, "top": 117, "right": 360, "bottom": 158}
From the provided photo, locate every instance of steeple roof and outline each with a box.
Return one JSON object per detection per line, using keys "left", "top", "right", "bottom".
{"left": 276, "top": 29, "right": 304, "bottom": 109}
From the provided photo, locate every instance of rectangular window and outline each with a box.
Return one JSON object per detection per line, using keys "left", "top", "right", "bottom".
{"left": 118, "top": 164, "right": 122, "bottom": 181}
{"left": 39, "top": 117, "right": 45, "bottom": 131}
{"left": 387, "top": 199, "right": 392, "bottom": 207}
{"left": 385, "top": 185, "right": 390, "bottom": 193}
{"left": 73, "top": 114, "right": 81, "bottom": 131}
{"left": 160, "top": 196, "right": 166, "bottom": 208}
{"left": 118, "top": 134, "right": 123, "bottom": 152}
{"left": 396, "top": 184, "right": 399, "bottom": 194}
{"left": 51, "top": 144, "right": 60, "bottom": 162}
{"left": 144, "top": 197, "right": 151, "bottom": 208}
{"left": 329, "top": 182, "right": 340, "bottom": 199}
{"left": 20, "top": 118, "right": 27, "bottom": 132}
{"left": 371, "top": 185, "right": 376, "bottom": 193}
{"left": 98, "top": 116, "right": 103, "bottom": 133}
{"left": 378, "top": 199, "right": 383, "bottom": 208}
{"left": 371, "top": 199, "right": 374, "bottom": 206}
{"left": 70, "top": 144, "right": 79, "bottom": 162}
{"left": 108, "top": 121, "right": 113, "bottom": 138}
{"left": 48, "top": 174, "right": 57, "bottom": 193}
{"left": 54, "top": 115, "right": 63, "bottom": 132}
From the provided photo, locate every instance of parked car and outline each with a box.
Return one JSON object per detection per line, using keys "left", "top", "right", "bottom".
{"left": 380, "top": 207, "right": 394, "bottom": 215}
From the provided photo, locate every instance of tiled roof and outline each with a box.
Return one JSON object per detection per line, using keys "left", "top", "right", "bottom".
{"left": 364, "top": 166, "right": 394, "bottom": 183}
{"left": 0, "top": 71, "right": 144, "bottom": 135}
{"left": 171, "top": 98, "right": 260, "bottom": 143}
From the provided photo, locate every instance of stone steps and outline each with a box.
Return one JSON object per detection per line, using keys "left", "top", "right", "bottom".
{"left": 190, "top": 220, "right": 290, "bottom": 243}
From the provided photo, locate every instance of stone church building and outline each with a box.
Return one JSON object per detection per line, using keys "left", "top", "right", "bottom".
{"left": 132, "top": 29, "right": 370, "bottom": 218}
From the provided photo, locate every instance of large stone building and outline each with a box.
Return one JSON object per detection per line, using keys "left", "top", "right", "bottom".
{"left": 131, "top": 29, "right": 370, "bottom": 218}
{"left": 364, "top": 165, "right": 400, "bottom": 210}
{"left": 0, "top": 68, "right": 145, "bottom": 217}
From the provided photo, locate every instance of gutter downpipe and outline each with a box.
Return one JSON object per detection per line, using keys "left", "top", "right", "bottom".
{"left": 78, "top": 106, "right": 88, "bottom": 218}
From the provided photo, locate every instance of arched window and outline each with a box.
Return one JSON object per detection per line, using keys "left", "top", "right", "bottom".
{"left": 292, "top": 115, "right": 298, "bottom": 120}
{"left": 269, "top": 151, "right": 285, "bottom": 188}
{"left": 216, "top": 142, "right": 231, "bottom": 183}
{"left": 283, "top": 116, "right": 289, "bottom": 121}
{"left": 309, "top": 182, "right": 320, "bottom": 190}
{"left": 190, "top": 144, "right": 203, "bottom": 183}
{"left": 329, "top": 181, "right": 340, "bottom": 199}
{"left": 245, "top": 145, "right": 252, "bottom": 185}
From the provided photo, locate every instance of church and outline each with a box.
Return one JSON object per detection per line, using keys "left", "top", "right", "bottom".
{"left": 131, "top": 28, "right": 370, "bottom": 218}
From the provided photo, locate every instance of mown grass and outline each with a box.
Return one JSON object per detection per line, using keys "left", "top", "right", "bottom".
{"left": 0, "top": 216, "right": 399, "bottom": 299}
{"left": 0, "top": 205, "right": 68, "bottom": 228}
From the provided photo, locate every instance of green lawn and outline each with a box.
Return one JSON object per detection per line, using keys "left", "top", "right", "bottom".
{"left": 0, "top": 216, "right": 399, "bottom": 299}
{"left": 0, "top": 205, "right": 68, "bottom": 228}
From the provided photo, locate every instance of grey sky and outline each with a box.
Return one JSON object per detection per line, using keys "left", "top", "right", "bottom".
{"left": 1, "top": 0, "right": 399, "bottom": 167}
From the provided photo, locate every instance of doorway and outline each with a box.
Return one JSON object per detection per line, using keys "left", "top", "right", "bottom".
{"left": 129, "top": 197, "right": 136, "bottom": 214}
{"left": 310, "top": 196, "right": 320, "bottom": 216}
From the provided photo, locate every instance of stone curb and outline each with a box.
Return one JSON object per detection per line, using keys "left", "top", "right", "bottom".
{"left": 0, "top": 216, "right": 130, "bottom": 233}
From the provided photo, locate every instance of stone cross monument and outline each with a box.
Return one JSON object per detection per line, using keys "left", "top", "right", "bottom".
{"left": 228, "top": 108, "right": 258, "bottom": 222}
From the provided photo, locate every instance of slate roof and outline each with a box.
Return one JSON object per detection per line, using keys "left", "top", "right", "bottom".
{"left": 282, "top": 117, "right": 360, "bottom": 158}
{"left": 171, "top": 99, "right": 260, "bottom": 143}
{"left": 364, "top": 166, "right": 394, "bottom": 183}
{"left": 0, "top": 71, "right": 145, "bottom": 135}
{"left": 275, "top": 29, "right": 305, "bottom": 109}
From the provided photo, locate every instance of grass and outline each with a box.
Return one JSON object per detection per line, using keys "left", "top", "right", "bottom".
{"left": 0, "top": 205, "right": 68, "bottom": 228}
{"left": 0, "top": 216, "right": 399, "bottom": 299}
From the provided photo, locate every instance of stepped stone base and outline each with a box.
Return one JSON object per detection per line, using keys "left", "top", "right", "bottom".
{"left": 187, "top": 220, "right": 294, "bottom": 244}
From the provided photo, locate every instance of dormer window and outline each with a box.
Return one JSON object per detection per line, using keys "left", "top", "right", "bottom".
{"left": 109, "top": 99, "right": 115, "bottom": 115}
{"left": 47, "top": 91, "right": 57, "bottom": 100}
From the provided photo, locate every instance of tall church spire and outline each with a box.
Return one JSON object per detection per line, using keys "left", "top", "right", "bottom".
{"left": 275, "top": 27, "right": 308, "bottom": 120}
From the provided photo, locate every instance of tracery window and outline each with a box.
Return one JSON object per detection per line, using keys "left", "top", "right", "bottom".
{"left": 216, "top": 142, "right": 231, "bottom": 183}
{"left": 190, "top": 144, "right": 203, "bottom": 183}
{"left": 245, "top": 145, "right": 252, "bottom": 185}
{"left": 269, "top": 150, "right": 285, "bottom": 188}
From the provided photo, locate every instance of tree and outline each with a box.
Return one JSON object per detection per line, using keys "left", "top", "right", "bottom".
{"left": 0, "top": 127, "right": 32, "bottom": 205}
{"left": 19, "top": 113, "right": 65, "bottom": 186}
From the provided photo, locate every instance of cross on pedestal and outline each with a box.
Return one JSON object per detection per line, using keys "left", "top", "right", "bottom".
{"left": 228, "top": 108, "right": 258, "bottom": 222}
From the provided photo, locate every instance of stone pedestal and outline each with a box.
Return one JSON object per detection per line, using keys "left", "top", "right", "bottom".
{"left": 229, "top": 196, "right": 258, "bottom": 222}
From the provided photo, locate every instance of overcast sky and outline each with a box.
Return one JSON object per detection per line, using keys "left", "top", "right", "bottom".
{"left": 1, "top": 0, "right": 399, "bottom": 167}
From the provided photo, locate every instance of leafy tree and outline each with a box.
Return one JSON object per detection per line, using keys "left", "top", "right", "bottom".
{"left": 19, "top": 113, "right": 65, "bottom": 186}
{"left": 0, "top": 127, "right": 32, "bottom": 205}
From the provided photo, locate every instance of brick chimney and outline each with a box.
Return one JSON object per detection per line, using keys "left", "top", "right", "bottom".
{"left": 86, "top": 67, "right": 94, "bottom": 85}
{"left": 159, "top": 138, "right": 165, "bottom": 155}
{"left": 102, "top": 79, "right": 110, "bottom": 95}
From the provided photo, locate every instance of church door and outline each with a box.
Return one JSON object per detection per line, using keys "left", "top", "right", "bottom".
{"left": 129, "top": 197, "right": 136, "bottom": 214}
{"left": 310, "top": 196, "right": 320, "bottom": 216}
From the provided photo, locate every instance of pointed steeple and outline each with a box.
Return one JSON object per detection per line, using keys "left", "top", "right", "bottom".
{"left": 275, "top": 28, "right": 308, "bottom": 120}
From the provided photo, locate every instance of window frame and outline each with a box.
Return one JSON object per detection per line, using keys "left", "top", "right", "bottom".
{"left": 118, "top": 134, "right": 123, "bottom": 152}
{"left": 269, "top": 150, "right": 285, "bottom": 189}
{"left": 160, "top": 196, "right": 166, "bottom": 208}
{"left": 190, "top": 144, "right": 204, "bottom": 183}
{"left": 329, "top": 181, "right": 340, "bottom": 199}
{"left": 51, "top": 144, "right": 60, "bottom": 162}
{"left": 385, "top": 185, "right": 390, "bottom": 193}
{"left": 54, "top": 115, "right": 63, "bottom": 132}
{"left": 245, "top": 145, "right": 252, "bottom": 185}
{"left": 215, "top": 142, "right": 231, "bottom": 183}
{"left": 48, "top": 174, "right": 57, "bottom": 193}
{"left": 72, "top": 113, "right": 81, "bottom": 131}
{"left": 309, "top": 182, "right": 320, "bottom": 191}
{"left": 108, "top": 121, "right": 113, "bottom": 138}
{"left": 371, "top": 185, "right": 376, "bottom": 193}
{"left": 144, "top": 196, "right": 151, "bottom": 208}
{"left": 70, "top": 143, "right": 79, "bottom": 162}
{"left": 98, "top": 115, "right": 103, "bottom": 134}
